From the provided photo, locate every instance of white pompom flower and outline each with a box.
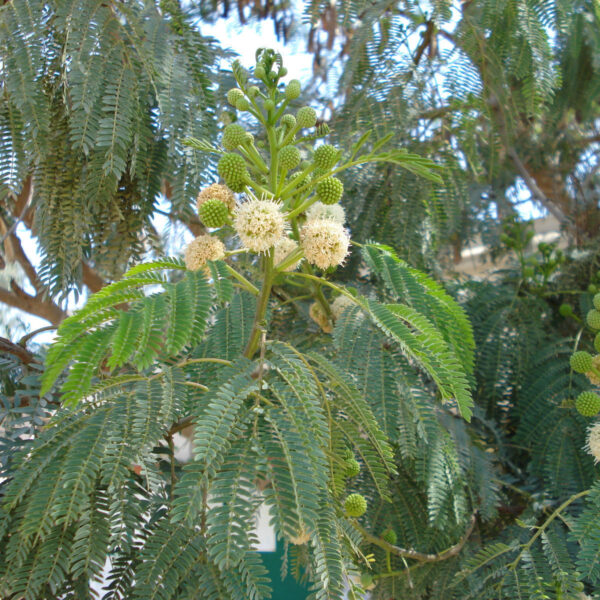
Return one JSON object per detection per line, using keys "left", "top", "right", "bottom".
{"left": 306, "top": 201, "right": 345, "bottom": 224}
{"left": 585, "top": 421, "right": 600, "bottom": 463}
{"left": 233, "top": 197, "right": 286, "bottom": 253}
{"left": 300, "top": 218, "right": 350, "bottom": 270}
{"left": 274, "top": 237, "right": 302, "bottom": 271}
{"left": 184, "top": 235, "right": 226, "bottom": 272}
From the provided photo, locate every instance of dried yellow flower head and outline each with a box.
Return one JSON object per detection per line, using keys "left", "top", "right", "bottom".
{"left": 184, "top": 234, "right": 226, "bottom": 272}
{"left": 306, "top": 201, "right": 345, "bottom": 224}
{"left": 309, "top": 301, "right": 333, "bottom": 333}
{"left": 196, "top": 183, "right": 236, "bottom": 213}
{"left": 274, "top": 237, "right": 301, "bottom": 271}
{"left": 587, "top": 355, "right": 600, "bottom": 385}
{"left": 331, "top": 295, "right": 355, "bottom": 320}
{"left": 233, "top": 198, "right": 286, "bottom": 253}
{"left": 585, "top": 422, "right": 600, "bottom": 463}
{"left": 300, "top": 218, "right": 350, "bottom": 270}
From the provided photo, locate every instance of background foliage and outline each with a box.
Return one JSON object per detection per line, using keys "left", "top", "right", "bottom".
{"left": 1, "top": 0, "right": 600, "bottom": 599}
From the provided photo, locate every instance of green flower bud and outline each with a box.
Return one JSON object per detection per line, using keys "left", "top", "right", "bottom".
{"left": 247, "top": 86, "right": 260, "bottom": 98}
{"left": 344, "top": 458, "right": 360, "bottom": 478}
{"left": 254, "top": 65, "right": 266, "bottom": 79}
{"left": 281, "top": 114, "right": 297, "bottom": 130}
{"left": 279, "top": 145, "right": 301, "bottom": 170}
{"left": 236, "top": 97, "right": 250, "bottom": 111}
{"left": 222, "top": 123, "right": 247, "bottom": 150}
{"left": 297, "top": 106, "right": 317, "bottom": 129}
{"left": 313, "top": 144, "right": 338, "bottom": 171}
{"left": 279, "top": 67, "right": 288, "bottom": 77}
{"left": 589, "top": 284, "right": 598, "bottom": 294}
{"left": 594, "top": 293, "right": 600, "bottom": 311}
{"left": 285, "top": 79, "right": 301, "bottom": 100}
{"left": 345, "top": 493, "right": 367, "bottom": 517}
{"left": 227, "top": 88, "right": 244, "bottom": 107}
{"left": 576, "top": 391, "right": 600, "bottom": 417}
{"left": 316, "top": 177, "right": 344, "bottom": 205}
{"left": 571, "top": 351, "right": 593, "bottom": 374}
{"left": 587, "top": 309, "right": 600, "bottom": 330}
{"left": 217, "top": 153, "right": 248, "bottom": 191}
{"left": 198, "top": 198, "right": 229, "bottom": 228}
{"left": 559, "top": 303, "right": 573, "bottom": 317}
{"left": 264, "top": 99, "right": 275, "bottom": 112}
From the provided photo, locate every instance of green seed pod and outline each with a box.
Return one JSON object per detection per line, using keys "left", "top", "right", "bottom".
{"left": 222, "top": 123, "right": 247, "bottom": 150}
{"left": 236, "top": 97, "right": 250, "bottom": 111}
{"left": 381, "top": 529, "right": 397, "bottom": 545}
{"left": 313, "top": 144, "right": 338, "bottom": 170}
{"left": 279, "top": 145, "right": 301, "bottom": 170}
{"left": 316, "top": 177, "right": 344, "bottom": 205}
{"left": 198, "top": 198, "right": 229, "bottom": 228}
{"left": 345, "top": 493, "right": 367, "bottom": 518}
{"left": 559, "top": 303, "right": 573, "bottom": 317}
{"left": 344, "top": 458, "right": 360, "bottom": 478}
{"left": 263, "top": 99, "right": 275, "bottom": 112}
{"left": 297, "top": 106, "right": 317, "bottom": 129}
{"left": 254, "top": 65, "right": 266, "bottom": 79}
{"left": 571, "top": 351, "right": 593, "bottom": 373}
{"left": 576, "top": 391, "right": 600, "bottom": 417}
{"left": 587, "top": 309, "right": 600, "bottom": 330}
{"left": 217, "top": 153, "right": 248, "bottom": 190}
{"left": 227, "top": 88, "right": 244, "bottom": 107}
{"left": 285, "top": 79, "right": 301, "bottom": 100}
{"left": 281, "top": 114, "right": 297, "bottom": 130}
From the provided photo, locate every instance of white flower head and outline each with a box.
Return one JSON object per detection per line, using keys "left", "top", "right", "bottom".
{"left": 274, "top": 237, "right": 302, "bottom": 271}
{"left": 306, "top": 201, "right": 345, "bottom": 224}
{"left": 585, "top": 421, "right": 600, "bottom": 463}
{"left": 184, "top": 235, "right": 226, "bottom": 272}
{"left": 331, "top": 294, "right": 355, "bottom": 319}
{"left": 233, "top": 196, "right": 286, "bottom": 253}
{"left": 196, "top": 183, "right": 236, "bottom": 212}
{"left": 300, "top": 218, "right": 350, "bottom": 270}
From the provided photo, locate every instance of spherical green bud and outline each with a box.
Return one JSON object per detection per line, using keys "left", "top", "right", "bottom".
{"left": 198, "top": 198, "right": 229, "bottom": 228}
{"left": 254, "top": 65, "right": 266, "bottom": 79}
{"left": 263, "top": 99, "right": 275, "bottom": 112}
{"left": 594, "top": 294, "right": 600, "bottom": 311}
{"left": 571, "top": 351, "right": 593, "bottom": 373}
{"left": 222, "top": 123, "right": 247, "bottom": 151}
{"left": 344, "top": 458, "right": 360, "bottom": 478}
{"left": 227, "top": 88, "right": 244, "bottom": 107}
{"left": 345, "top": 493, "right": 367, "bottom": 517}
{"left": 589, "top": 284, "right": 598, "bottom": 294}
{"left": 279, "top": 67, "right": 288, "bottom": 77}
{"left": 217, "top": 153, "right": 248, "bottom": 190}
{"left": 247, "top": 86, "right": 260, "bottom": 98}
{"left": 587, "top": 309, "right": 600, "bottom": 330}
{"left": 236, "top": 97, "right": 250, "bottom": 111}
{"left": 245, "top": 133, "right": 254, "bottom": 144}
{"left": 316, "top": 177, "right": 344, "bottom": 205}
{"left": 279, "top": 145, "right": 301, "bottom": 171}
{"left": 281, "top": 114, "right": 297, "bottom": 130}
{"left": 313, "top": 144, "right": 338, "bottom": 171}
{"left": 285, "top": 79, "right": 301, "bottom": 100}
{"left": 559, "top": 303, "right": 573, "bottom": 317}
{"left": 595, "top": 333, "right": 600, "bottom": 354}
{"left": 576, "top": 391, "right": 600, "bottom": 417}
{"left": 342, "top": 448, "right": 354, "bottom": 460}
{"left": 297, "top": 106, "right": 317, "bottom": 129}
{"left": 381, "top": 529, "right": 397, "bottom": 545}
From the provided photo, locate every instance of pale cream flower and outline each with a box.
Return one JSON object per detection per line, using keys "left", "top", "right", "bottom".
{"left": 274, "top": 237, "right": 302, "bottom": 271}
{"left": 300, "top": 218, "right": 350, "bottom": 270}
{"left": 184, "top": 235, "right": 225, "bottom": 271}
{"left": 309, "top": 302, "right": 332, "bottom": 333}
{"left": 585, "top": 421, "right": 600, "bottom": 463}
{"left": 306, "top": 201, "right": 345, "bottom": 224}
{"left": 331, "top": 294, "right": 355, "bottom": 319}
{"left": 234, "top": 198, "right": 286, "bottom": 253}
{"left": 196, "top": 183, "right": 236, "bottom": 213}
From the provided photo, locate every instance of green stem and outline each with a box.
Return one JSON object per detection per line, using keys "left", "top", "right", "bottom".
{"left": 225, "top": 265, "right": 260, "bottom": 295}
{"left": 244, "top": 251, "right": 275, "bottom": 358}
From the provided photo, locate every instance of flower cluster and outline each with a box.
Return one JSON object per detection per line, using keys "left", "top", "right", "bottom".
{"left": 233, "top": 197, "right": 286, "bottom": 253}
{"left": 585, "top": 422, "right": 600, "bottom": 462}
{"left": 184, "top": 234, "right": 225, "bottom": 272}
{"left": 301, "top": 219, "right": 350, "bottom": 270}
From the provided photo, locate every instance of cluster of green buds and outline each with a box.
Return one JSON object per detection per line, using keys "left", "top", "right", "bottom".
{"left": 569, "top": 293, "right": 600, "bottom": 461}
